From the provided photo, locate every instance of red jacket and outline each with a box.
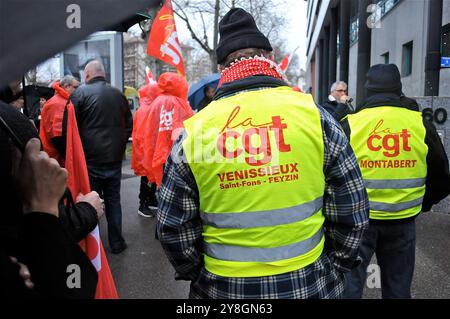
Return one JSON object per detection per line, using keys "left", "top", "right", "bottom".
{"left": 39, "top": 82, "right": 70, "bottom": 165}
{"left": 142, "top": 72, "right": 193, "bottom": 186}
{"left": 131, "top": 84, "right": 159, "bottom": 177}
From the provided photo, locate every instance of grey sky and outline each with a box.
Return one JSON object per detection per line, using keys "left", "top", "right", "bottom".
{"left": 173, "top": 0, "right": 308, "bottom": 69}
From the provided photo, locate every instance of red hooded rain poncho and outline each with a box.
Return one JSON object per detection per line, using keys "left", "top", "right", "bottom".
{"left": 141, "top": 72, "right": 194, "bottom": 186}
{"left": 131, "top": 83, "right": 159, "bottom": 177}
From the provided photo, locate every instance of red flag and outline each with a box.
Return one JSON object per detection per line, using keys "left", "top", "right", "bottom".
{"left": 279, "top": 46, "right": 299, "bottom": 72}
{"left": 147, "top": 0, "right": 185, "bottom": 76}
{"left": 145, "top": 66, "right": 157, "bottom": 85}
{"left": 64, "top": 101, "right": 119, "bottom": 299}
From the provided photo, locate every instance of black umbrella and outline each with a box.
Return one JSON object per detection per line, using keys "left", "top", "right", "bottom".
{"left": 106, "top": 12, "right": 152, "bottom": 33}
{"left": 23, "top": 85, "right": 55, "bottom": 120}
{"left": 0, "top": 0, "right": 161, "bottom": 87}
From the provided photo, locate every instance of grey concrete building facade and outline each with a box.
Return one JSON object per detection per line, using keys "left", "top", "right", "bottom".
{"left": 305, "top": 0, "right": 450, "bottom": 104}
{"left": 305, "top": 0, "right": 450, "bottom": 212}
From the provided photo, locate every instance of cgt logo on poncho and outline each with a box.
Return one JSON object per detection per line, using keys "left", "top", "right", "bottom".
{"left": 217, "top": 106, "right": 291, "bottom": 166}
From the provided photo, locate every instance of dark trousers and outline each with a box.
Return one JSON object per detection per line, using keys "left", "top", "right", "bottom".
{"left": 344, "top": 219, "right": 416, "bottom": 299}
{"left": 88, "top": 164, "right": 125, "bottom": 251}
{"left": 139, "top": 176, "right": 158, "bottom": 207}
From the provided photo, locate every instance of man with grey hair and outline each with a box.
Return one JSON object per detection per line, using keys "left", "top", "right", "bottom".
{"left": 322, "top": 81, "right": 353, "bottom": 121}
{"left": 39, "top": 75, "right": 79, "bottom": 160}
{"left": 59, "top": 75, "right": 79, "bottom": 92}
{"left": 71, "top": 60, "right": 132, "bottom": 254}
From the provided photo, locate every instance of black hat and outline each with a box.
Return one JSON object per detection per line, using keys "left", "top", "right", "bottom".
{"left": 365, "top": 64, "right": 402, "bottom": 96}
{"left": 216, "top": 8, "right": 272, "bottom": 64}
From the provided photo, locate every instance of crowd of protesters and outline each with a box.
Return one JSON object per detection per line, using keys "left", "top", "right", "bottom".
{"left": 1, "top": 7, "right": 450, "bottom": 300}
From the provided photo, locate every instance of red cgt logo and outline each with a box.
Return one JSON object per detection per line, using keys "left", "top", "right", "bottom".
{"left": 367, "top": 120, "right": 411, "bottom": 157}
{"left": 217, "top": 106, "right": 291, "bottom": 166}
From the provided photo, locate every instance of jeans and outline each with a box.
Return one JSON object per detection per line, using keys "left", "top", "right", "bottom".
{"left": 88, "top": 164, "right": 125, "bottom": 251}
{"left": 344, "top": 218, "right": 416, "bottom": 299}
{"left": 139, "top": 176, "right": 158, "bottom": 207}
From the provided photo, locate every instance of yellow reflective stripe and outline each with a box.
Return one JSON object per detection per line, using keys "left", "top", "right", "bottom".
{"left": 203, "top": 211, "right": 324, "bottom": 248}
{"left": 200, "top": 197, "right": 323, "bottom": 228}
{"left": 367, "top": 186, "right": 425, "bottom": 205}
{"left": 369, "top": 207, "right": 422, "bottom": 220}
{"left": 369, "top": 197, "right": 424, "bottom": 212}
{"left": 204, "top": 236, "right": 325, "bottom": 278}
{"left": 364, "top": 178, "right": 425, "bottom": 189}
{"left": 367, "top": 186, "right": 425, "bottom": 219}
{"left": 204, "top": 228, "right": 323, "bottom": 262}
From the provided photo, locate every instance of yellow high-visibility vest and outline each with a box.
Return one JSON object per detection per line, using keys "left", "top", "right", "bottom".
{"left": 347, "top": 107, "right": 428, "bottom": 220}
{"left": 182, "top": 87, "right": 326, "bottom": 277}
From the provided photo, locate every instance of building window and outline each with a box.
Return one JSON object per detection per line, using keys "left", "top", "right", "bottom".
{"left": 402, "top": 41, "right": 413, "bottom": 77}
{"left": 381, "top": 52, "right": 389, "bottom": 64}
{"left": 442, "top": 24, "right": 450, "bottom": 57}
{"left": 442, "top": 24, "right": 450, "bottom": 68}
{"left": 377, "top": 0, "right": 402, "bottom": 18}
{"left": 337, "top": 32, "right": 340, "bottom": 56}
{"left": 350, "top": 17, "right": 359, "bottom": 46}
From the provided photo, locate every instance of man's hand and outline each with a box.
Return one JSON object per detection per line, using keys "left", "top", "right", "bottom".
{"left": 76, "top": 191, "right": 105, "bottom": 218}
{"left": 14, "top": 138, "right": 67, "bottom": 216}
{"left": 339, "top": 94, "right": 350, "bottom": 104}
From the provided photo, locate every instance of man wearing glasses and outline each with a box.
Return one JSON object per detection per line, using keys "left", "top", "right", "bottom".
{"left": 322, "top": 81, "right": 353, "bottom": 121}
{"left": 39, "top": 75, "right": 80, "bottom": 163}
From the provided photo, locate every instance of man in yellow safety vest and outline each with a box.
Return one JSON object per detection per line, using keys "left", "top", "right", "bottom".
{"left": 156, "top": 8, "right": 369, "bottom": 299}
{"left": 341, "top": 64, "right": 450, "bottom": 298}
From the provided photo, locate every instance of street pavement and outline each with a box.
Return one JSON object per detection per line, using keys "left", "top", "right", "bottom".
{"left": 99, "top": 160, "right": 450, "bottom": 299}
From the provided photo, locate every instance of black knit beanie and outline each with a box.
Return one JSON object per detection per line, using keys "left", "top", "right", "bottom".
{"left": 365, "top": 64, "right": 403, "bottom": 96}
{"left": 216, "top": 8, "right": 273, "bottom": 64}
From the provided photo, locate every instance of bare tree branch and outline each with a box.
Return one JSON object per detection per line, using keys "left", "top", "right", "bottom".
{"left": 173, "top": 0, "right": 212, "bottom": 53}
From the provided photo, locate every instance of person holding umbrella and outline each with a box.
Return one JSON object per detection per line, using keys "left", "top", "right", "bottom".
{"left": 196, "top": 85, "right": 215, "bottom": 112}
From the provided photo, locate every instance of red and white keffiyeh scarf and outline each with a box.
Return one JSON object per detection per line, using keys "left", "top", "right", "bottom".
{"left": 218, "top": 55, "right": 288, "bottom": 87}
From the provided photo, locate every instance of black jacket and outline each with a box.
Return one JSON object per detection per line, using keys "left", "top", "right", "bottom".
{"left": 0, "top": 213, "right": 98, "bottom": 298}
{"left": 322, "top": 98, "right": 351, "bottom": 122}
{"left": 59, "top": 201, "right": 98, "bottom": 242}
{"left": 196, "top": 96, "right": 213, "bottom": 112}
{"left": 71, "top": 77, "right": 132, "bottom": 166}
{"left": 341, "top": 93, "right": 450, "bottom": 216}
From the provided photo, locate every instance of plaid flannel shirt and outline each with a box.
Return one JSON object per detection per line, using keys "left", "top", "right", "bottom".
{"left": 156, "top": 90, "right": 369, "bottom": 299}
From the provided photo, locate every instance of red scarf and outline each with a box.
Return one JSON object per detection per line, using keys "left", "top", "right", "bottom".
{"left": 218, "top": 56, "right": 287, "bottom": 87}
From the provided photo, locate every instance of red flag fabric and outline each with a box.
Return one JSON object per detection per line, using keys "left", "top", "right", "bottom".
{"left": 147, "top": 0, "right": 185, "bottom": 76}
{"left": 279, "top": 53, "right": 292, "bottom": 72}
{"left": 141, "top": 72, "right": 193, "bottom": 186}
{"left": 145, "top": 67, "right": 157, "bottom": 85}
{"left": 41, "top": 82, "right": 118, "bottom": 299}
{"left": 39, "top": 82, "right": 68, "bottom": 166}
{"left": 65, "top": 99, "right": 119, "bottom": 299}
{"left": 279, "top": 46, "right": 299, "bottom": 72}
{"left": 131, "top": 83, "right": 159, "bottom": 176}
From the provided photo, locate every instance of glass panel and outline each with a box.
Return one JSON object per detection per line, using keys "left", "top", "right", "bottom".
{"left": 402, "top": 41, "right": 413, "bottom": 77}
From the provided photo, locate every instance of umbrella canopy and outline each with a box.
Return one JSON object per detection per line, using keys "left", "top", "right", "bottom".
{"left": 23, "top": 85, "right": 55, "bottom": 120}
{"left": 105, "top": 13, "right": 151, "bottom": 33}
{"left": 0, "top": 0, "right": 161, "bottom": 87}
{"left": 188, "top": 73, "right": 220, "bottom": 110}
